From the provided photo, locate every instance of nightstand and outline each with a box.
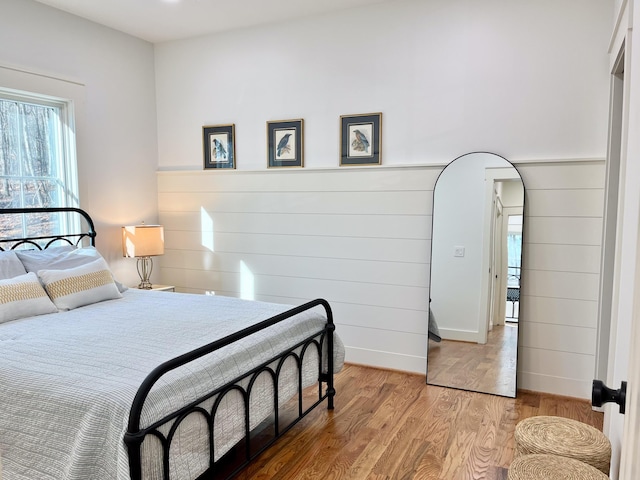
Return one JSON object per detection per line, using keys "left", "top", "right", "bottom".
{"left": 141, "top": 285, "right": 175, "bottom": 292}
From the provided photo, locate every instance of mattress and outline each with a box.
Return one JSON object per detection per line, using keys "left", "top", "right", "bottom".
{"left": 0, "top": 289, "right": 344, "bottom": 480}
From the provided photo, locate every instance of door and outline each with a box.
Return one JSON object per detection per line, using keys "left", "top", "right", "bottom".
{"left": 603, "top": 17, "right": 640, "bottom": 478}
{"left": 618, "top": 301, "right": 639, "bottom": 479}
{"left": 597, "top": 43, "right": 624, "bottom": 390}
{"left": 488, "top": 190, "right": 503, "bottom": 330}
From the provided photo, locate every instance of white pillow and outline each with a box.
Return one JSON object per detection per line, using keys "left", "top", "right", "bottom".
{"left": 0, "top": 272, "right": 58, "bottom": 324}
{"left": 38, "top": 257, "right": 122, "bottom": 311}
{"left": 17, "top": 246, "right": 128, "bottom": 293}
{"left": 0, "top": 250, "right": 28, "bottom": 280}
{"left": 16, "top": 245, "right": 90, "bottom": 272}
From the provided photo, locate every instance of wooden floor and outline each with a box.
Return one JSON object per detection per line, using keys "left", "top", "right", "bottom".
{"left": 427, "top": 324, "right": 518, "bottom": 397}
{"left": 236, "top": 364, "right": 603, "bottom": 480}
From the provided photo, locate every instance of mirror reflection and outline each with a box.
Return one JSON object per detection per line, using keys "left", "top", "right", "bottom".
{"left": 427, "top": 152, "right": 524, "bottom": 397}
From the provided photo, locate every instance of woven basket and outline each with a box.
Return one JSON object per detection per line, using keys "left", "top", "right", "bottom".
{"left": 508, "top": 454, "right": 609, "bottom": 480}
{"left": 514, "top": 416, "right": 611, "bottom": 474}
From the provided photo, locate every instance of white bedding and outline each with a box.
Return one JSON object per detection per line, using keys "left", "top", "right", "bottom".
{"left": 0, "top": 290, "right": 344, "bottom": 480}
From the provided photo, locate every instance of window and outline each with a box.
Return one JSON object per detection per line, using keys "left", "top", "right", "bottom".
{"left": 0, "top": 89, "right": 79, "bottom": 242}
{"left": 506, "top": 214, "right": 522, "bottom": 286}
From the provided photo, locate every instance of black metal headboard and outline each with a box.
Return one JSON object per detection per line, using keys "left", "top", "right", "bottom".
{"left": 0, "top": 207, "right": 96, "bottom": 251}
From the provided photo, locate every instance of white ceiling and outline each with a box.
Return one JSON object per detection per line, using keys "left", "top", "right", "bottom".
{"left": 33, "top": 0, "right": 394, "bottom": 43}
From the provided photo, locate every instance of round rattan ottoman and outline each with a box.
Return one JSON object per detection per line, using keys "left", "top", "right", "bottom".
{"left": 514, "top": 416, "right": 611, "bottom": 474}
{"left": 508, "top": 454, "right": 609, "bottom": 480}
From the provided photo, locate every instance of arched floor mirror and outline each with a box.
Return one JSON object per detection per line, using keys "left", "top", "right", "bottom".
{"left": 427, "top": 152, "right": 524, "bottom": 398}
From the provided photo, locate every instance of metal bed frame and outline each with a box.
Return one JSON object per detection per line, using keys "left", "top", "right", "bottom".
{"left": 0, "top": 207, "right": 97, "bottom": 250}
{"left": 0, "top": 207, "right": 336, "bottom": 480}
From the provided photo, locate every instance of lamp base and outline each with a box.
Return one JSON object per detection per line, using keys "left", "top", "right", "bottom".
{"left": 136, "top": 257, "right": 154, "bottom": 290}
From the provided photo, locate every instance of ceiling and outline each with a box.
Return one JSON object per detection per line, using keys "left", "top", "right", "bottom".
{"left": 33, "top": 0, "right": 393, "bottom": 44}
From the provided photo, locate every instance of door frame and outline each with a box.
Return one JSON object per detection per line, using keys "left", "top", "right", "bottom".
{"left": 480, "top": 168, "right": 523, "bottom": 344}
{"left": 488, "top": 192, "right": 504, "bottom": 330}
{"left": 618, "top": 243, "right": 640, "bottom": 478}
{"left": 500, "top": 207, "right": 523, "bottom": 324}
{"left": 596, "top": 42, "right": 625, "bottom": 387}
{"left": 604, "top": 1, "right": 640, "bottom": 477}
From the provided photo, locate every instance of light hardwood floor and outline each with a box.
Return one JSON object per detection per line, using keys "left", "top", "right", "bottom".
{"left": 427, "top": 324, "right": 518, "bottom": 397}
{"left": 236, "top": 363, "right": 603, "bottom": 480}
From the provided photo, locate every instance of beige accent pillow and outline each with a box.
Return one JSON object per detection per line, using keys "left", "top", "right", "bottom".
{"left": 17, "top": 246, "right": 128, "bottom": 293}
{"left": 38, "top": 257, "right": 122, "bottom": 311}
{"left": 0, "top": 272, "right": 58, "bottom": 324}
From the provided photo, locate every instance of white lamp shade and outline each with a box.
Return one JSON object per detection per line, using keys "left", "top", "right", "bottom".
{"left": 122, "top": 225, "right": 165, "bottom": 257}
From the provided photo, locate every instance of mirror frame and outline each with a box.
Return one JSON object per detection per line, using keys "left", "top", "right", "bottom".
{"left": 426, "top": 151, "right": 525, "bottom": 398}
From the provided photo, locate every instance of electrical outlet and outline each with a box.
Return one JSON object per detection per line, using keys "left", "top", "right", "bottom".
{"left": 454, "top": 246, "right": 465, "bottom": 257}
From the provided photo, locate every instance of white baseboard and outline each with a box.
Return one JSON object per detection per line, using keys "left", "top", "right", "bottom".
{"left": 438, "top": 328, "right": 481, "bottom": 343}
{"left": 518, "top": 371, "right": 591, "bottom": 399}
{"left": 344, "top": 350, "right": 592, "bottom": 400}
{"left": 344, "top": 346, "right": 426, "bottom": 375}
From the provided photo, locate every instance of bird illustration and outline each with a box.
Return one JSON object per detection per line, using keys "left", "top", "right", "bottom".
{"left": 277, "top": 133, "right": 292, "bottom": 157}
{"left": 212, "top": 139, "right": 227, "bottom": 159}
{"left": 352, "top": 129, "right": 370, "bottom": 153}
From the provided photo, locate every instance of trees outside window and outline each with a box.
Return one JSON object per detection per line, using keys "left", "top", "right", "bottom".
{"left": 0, "top": 90, "right": 79, "bottom": 242}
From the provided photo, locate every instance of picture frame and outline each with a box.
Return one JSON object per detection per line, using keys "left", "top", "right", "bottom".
{"left": 340, "top": 112, "right": 382, "bottom": 166}
{"left": 203, "top": 124, "right": 235, "bottom": 169}
{"left": 267, "top": 119, "right": 304, "bottom": 168}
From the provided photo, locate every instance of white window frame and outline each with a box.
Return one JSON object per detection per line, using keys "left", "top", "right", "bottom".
{"left": 0, "top": 87, "right": 80, "bottom": 238}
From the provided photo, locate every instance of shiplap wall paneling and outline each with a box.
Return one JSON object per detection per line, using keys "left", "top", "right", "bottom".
{"left": 157, "top": 167, "right": 441, "bottom": 374}
{"left": 517, "top": 160, "right": 605, "bottom": 398}
{"left": 157, "top": 160, "right": 605, "bottom": 396}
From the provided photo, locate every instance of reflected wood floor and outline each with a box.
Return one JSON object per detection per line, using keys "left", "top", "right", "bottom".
{"left": 236, "top": 364, "right": 603, "bottom": 480}
{"left": 427, "top": 324, "right": 518, "bottom": 397}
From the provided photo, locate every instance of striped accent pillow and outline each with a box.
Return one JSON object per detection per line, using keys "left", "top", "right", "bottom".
{"left": 0, "top": 272, "right": 58, "bottom": 324}
{"left": 38, "top": 257, "right": 122, "bottom": 311}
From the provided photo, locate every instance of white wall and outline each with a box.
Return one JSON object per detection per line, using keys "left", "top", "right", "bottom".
{"left": 155, "top": 0, "right": 612, "bottom": 170}
{"left": 157, "top": 167, "right": 437, "bottom": 373}
{"left": 0, "top": 0, "right": 159, "bottom": 287}
{"left": 152, "top": 0, "right": 613, "bottom": 397}
{"left": 0, "top": 0, "right": 616, "bottom": 399}
{"left": 502, "top": 181, "right": 525, "bottom": 208}
{"left": 157, "top": 159, "right": 604, "bottom": 397}
{"left": 519, "top": 160, "right": 605, "bottom": 397}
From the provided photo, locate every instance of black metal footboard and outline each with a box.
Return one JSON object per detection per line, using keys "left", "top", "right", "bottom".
{"left": 124, "top": 298, "right": 336, "bottom": 480}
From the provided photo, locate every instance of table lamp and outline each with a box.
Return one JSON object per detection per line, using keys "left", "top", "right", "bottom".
{"left": 122, "top": 223, "right": 164, "bottom": 289}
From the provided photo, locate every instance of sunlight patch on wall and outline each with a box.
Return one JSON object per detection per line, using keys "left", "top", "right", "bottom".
{"left": 200, "top": 207, "right": 214, "bottom": 252}
{"left": 240, "top": 261, "right": 255, "bottom": 300}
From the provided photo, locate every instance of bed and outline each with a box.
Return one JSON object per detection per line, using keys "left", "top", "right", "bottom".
{"left": 0, "top": 207, "right": 344, "bottom": 480}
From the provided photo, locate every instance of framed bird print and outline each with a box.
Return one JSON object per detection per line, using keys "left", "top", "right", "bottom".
{"left": 203, "top": 124, "right": 235, "bottom": 169}
{"left": 267, "top": 119, "right": 304, "bottom": 168}
{"left": 340, "top": 113, "right": 382, "bottom": 166}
